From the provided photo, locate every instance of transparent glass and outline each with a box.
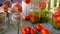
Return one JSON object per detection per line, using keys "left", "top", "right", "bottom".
{"left": 9, "top": 8, "right": 23, "bottom": 30}
{"left": 0, "top": 9, "right": 8, "bottom": 34}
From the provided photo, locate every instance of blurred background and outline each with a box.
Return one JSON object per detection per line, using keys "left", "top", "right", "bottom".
{"left": 0, "top": 0, "right": 22, "bottom": 6}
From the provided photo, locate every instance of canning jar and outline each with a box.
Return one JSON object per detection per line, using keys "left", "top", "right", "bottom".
{"left": 9, "top": 7, "right": 23, "bottom": 30}
{"left": 0, "top": 8, "right": 8, "bottom": 34}
{"left": 52, "top": 6, "right": 60, "bottom": 30}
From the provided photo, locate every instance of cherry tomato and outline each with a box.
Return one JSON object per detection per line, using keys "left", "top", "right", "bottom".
{"left": 30, "top": 28, "right": 35, "bottom": 34}
{"left": 22, "top": 28, "right": 28, "bottom": 34}
{"left": 39, "top": 2, "right": 46, "bottom": 10}
{"left": 25, "top": 15, "right": 31, "bottom": 20}
{"left": 41, "top": 28, "right": 49, "bottom": 34}
{"left": 24, "top": 0, "right": 30, "bottom": 4}
{"left": 36, "top": 23, "right": 43, "bottom": 31}
{"left": 2, "top": 4, "right": 8, "bottom": 11}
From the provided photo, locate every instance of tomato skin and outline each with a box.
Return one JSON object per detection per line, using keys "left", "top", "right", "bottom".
{"left": 57, "top": 6, "right": 60, "bottom": 11}
{"left": 24, "top": 0, "right": 30, "bottom": 4}
{"left": 41, "top": 28, "right": 49, "bottom": 34}
{"left": 14, "top": 2, "right": 20, "bottom": 7}
{"left": 25, "top": 15, "right": 31, "bottom": 20}
{"left": 30, "top": 28, "right": 35, "bottom": 34}
{"left": 57, "top": 22, "right": 60, "bottom": 27}
{"left": 26, "top": 26, "right": 31, "bottom": 34}
{"left": 30, "top": 15, "right": 37, "bottom": 22}
{"left": 36, "top": 23, "right": 43, "bottom": 31}
{"left": 39, "top": 2, "right": 46, "bottom": 10}
{"left": 13, "top": 2, "right": 22, "bottom": 12}
{"left": 17, "top": 5, "right": 22, "bottom": 12}
{"left": 22, "top": 28, "right": 28, "bottom": 34}
{"left": 30, "top": 17, "right": 36, "bottom": 22}
{"left": 53, "top": 12, "right": 60, "bottom": 17}
{"left": 52, "top": 17, "right": 56, "bottom": 22}
{"left": 56, "top": 16, "right": 60, "bottom": 22}
{"left": 2, "top": 4, "right": 8, "bottom": 11}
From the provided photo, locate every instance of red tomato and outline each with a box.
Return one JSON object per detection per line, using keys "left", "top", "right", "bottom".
{"left": 24, "top": 0, "right": 30, "bottom": 4}
{"left": 14, "top": 2, "right": 22, "bottom": 12}
{"left": 25, "top": 15, "right": 31, "bottom": 20}
{"left": 2, "top": 4, "right": 8, "bottom": 11}
{"left": 39, "top": 2, "right": 46, "bottom": 10}
{"left": 22, "top": 28, "right": 28, "bottom": 34}
{"left": 30, "top": 15, "right": 37, "bottom": 22}
{"left": 53, "top": 12, "right": 60, "bottom": 17}
{"left": 41, "top": 28, "right": 49, "bottom": 34}
{"left": 52, "top": 17, "right": 56, "bottom": 22}
{"left": 36, "top": 23, "right": 43, "bottom": 31}
{"left": 56, "top": 16, "right": 60, "bottom": 22}
{"left": 30, "top": 17, "right": 37, "bottom": 22}
{"left": 30, "top": 28, "right": 35, "bottom": 34}
{"left": 14, "top": 2, "right": 20, "bottom": 7}
{"left": 17, "top": 6, "right": 22, "bottom": 12}
{"left": 26, "top": 26, "right": 31, "bottom": 34}
{"left": 57, "top": 6, "right": 60, "bottom": 11}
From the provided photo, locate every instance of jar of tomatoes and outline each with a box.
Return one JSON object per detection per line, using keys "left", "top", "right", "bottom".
{"left": 9, "top": 2, "right": 22, "bottom": 30}
{"left": 0, "top": 8, "right": 8, "bottom": 34}
{"left": 52, "top": 6, "right": 60, "bottom": 30}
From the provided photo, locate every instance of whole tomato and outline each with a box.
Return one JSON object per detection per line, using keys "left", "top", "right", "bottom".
{"left": 41, "top": 28, "right": 49, "bottom": 34}
{"left": 30, "top": 15, "right": 37, "bottom": 22}
{"left": 2, "top": 4, "right": 8, "bottom": 11}
{"left": 22, "top": 28, "right": 28, "bottom": 34}
{"left": 30, "top": 17, "right": 36, "bottom": 22}
{"left": 24, "top": 0, "right": 30, "bottom": 4}
{"left": 36, "top": 23, "right": 43, "bottom": 31}
{"left": 39, "top": 2, "right": 46, "bottom": 10}
{"left": 26, "top": 26, "right": 31, "bottom": 34}
{"left": 25, "top": 15, "right": 31, "bottom": 20}
{"left": 30, "top": 28, "right": 35, "bottom": 34}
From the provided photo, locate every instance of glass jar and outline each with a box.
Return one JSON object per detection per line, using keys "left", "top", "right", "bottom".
{"left": 0, "top": 9, "right": 8, "bottom": 34}
{"left": 9, "top": 8, "right": 23, "bottom": 30}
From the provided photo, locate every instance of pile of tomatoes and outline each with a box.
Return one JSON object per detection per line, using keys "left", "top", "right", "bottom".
{"left": 12, "top": 2, "right": 22, "bottom": 13}
{"left": 25, "top": 14, "right": 38, "bottom": 22}
{"left": 21, "top": 23, "right": 49, "bottom": 34}
{"left": 52, "top": 6, "right": 60, "bottom": 30}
